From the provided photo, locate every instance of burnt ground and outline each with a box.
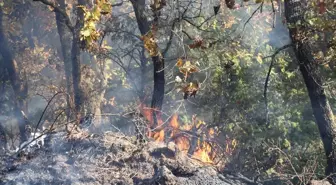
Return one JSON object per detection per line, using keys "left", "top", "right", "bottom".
{"left": 0, "top": 130, "right": 261, "bottom": 185}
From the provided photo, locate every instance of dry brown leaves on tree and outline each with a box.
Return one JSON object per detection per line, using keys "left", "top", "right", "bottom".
{"left": 141, "top": 29, "right": 160, "bottom": 57}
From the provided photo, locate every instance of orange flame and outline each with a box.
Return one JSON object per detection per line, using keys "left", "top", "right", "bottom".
{"left": 140, "top": 104, "right": 165, "bottom": 141}
{"left": 175, "top": 136, "right": 190, "bottom": 152}
{"left": 193, "top": 148, "right": 212, "bottom": 163}
{"left": 153, "top": 129, "right": 165, "bottom": 142}
{"left": 140, "top": 105, "right": 223, "bottom": 163}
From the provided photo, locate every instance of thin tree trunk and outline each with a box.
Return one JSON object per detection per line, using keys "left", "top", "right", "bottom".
{"left": 139, "top": 46, "right": 147, "bottom": 102}
{"left": 71, "top": 0, "right": 86, "bottom": 123}
{"left": 88, "top": 55, "right": 107, "bottom": 129}
{"left": 0, "top": 120, "right": 7, "bottom": 152}
{"left": 131, "top": 0, "right": 165, "bottom": 129}
{"left": 284, "top": 0, "right": 336, "bottom": 180}
{"left": 151, "top": 55, "right": 165, "bottom": 127}
{"left": 55, "top": 0, "right": 73, "bottom": 121}
{"left": 0, "top": 8, "right": 28, "bottom": 144}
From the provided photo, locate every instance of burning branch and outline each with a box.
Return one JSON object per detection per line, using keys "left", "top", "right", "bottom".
{"left": 139, "top": 104, "right": 230, "bottom": 164}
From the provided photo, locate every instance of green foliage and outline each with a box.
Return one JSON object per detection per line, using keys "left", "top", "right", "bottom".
{"left": 173, "top": 3, "right": 331, "bottom": 179}
{"left": 79, "top": 0, "right": 112, "bottom": 50}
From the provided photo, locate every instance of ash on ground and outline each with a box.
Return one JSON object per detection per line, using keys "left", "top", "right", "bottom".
{"left": 0, "top": 129, "right": 258, "bottom": 185}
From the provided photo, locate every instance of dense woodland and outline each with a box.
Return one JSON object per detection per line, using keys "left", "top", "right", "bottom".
{"left": 0, "top": 0, "right": 336, "bottom": 184}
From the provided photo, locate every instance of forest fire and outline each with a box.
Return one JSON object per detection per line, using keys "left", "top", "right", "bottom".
{"left": 140, "top": 105, "right": 218, "bottom": 163}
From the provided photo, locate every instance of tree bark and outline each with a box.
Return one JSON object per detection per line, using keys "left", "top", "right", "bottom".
{"left": 151, "top": 55, "right": 165, "bottom": 126}
{"left": 139, "top": 46, "right": 147, "bottom": 102}
{"left": 71, "top": 0, "right": 86, "bottom": 123}
{"left": 55, "top": 0, "right": 73, "bottom": 121}
{"left": 0, "top": 7, "right": 28, "bottom": 144}
{"left": 131, "top": 0, "right": 165, "bottom": 129}
{"left": 81, "top": 53, "right": 107, "bottom": 129}
{"left": 284, "top": 0, "right": 336, "bottom": 180}
{"left": 0, "top": 121, "right": 7, "bottom": 152}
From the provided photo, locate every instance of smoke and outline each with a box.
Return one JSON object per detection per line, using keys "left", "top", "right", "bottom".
{"left": 0, "top": 0, "right": 296, "bottom": 151}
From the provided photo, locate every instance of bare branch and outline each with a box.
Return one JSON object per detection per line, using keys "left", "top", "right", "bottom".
{"left": 271, "top": 0, "right": 276, "bottom": 28}
{"left": 241, "top": 3, "right": 264, "bottom": 35}
{"left": 32, "top": 0, "right": 74, "bottom": 31}
{"left": 112, "top": 1, "right": 124, "bottom": 7}
{"left": 162, "top": 21, "right": 176, "bottom": 56}
{"left": 263, "top": 44, "right": 292, "bottom": 125}
{"left": 33, "top": 91, "right": 65, "bottom": 138}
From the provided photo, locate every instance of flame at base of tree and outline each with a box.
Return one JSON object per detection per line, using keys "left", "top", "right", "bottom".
{"left": 140, "top": 105, "right": 165, "bottom": 141}
{"left": 140, "top": 104, "right": 236, "bottom": 164}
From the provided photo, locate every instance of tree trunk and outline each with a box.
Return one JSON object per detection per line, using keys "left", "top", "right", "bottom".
{"left": 139, "top": 46, "right": 147, "bottom": 102}
{"left": 131, "top": 0, "right": 165, "bottom": 129}
{"left": 86, "top": 54, "right": 107, "bottom": 129}
{"left": 71, "top": 0, "right": 86, "bottom": 123}
{"left": 55, "top": 0, "right": 73, "bottom": 121}
{"left": 0, "top": 8, "right": 28, "bottom": 144}
{"left": 284, "top": 0, "right": 336, "bottom": 180}
{"left": 151, "top": 55, "right": 165, "bottom": 127}
{"left": 0, "top": 119, "right": 7, "bottom": 152}
{"left": 18, "top": 1, "right": 35, "bottom": 49}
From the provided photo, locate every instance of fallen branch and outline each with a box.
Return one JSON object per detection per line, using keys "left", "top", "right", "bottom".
{"left": 220, "top": 170, "right": 262, "bottom": 185}
{"left": 33, "top": 91, "right": 65, "bottom": 139}
{"left": 15, "top": 108, "right": 68, "bottom": 155}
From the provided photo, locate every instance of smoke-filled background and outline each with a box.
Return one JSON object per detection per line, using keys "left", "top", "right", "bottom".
{"left": 0, "top": 0, "right": 336, "bottom": 184}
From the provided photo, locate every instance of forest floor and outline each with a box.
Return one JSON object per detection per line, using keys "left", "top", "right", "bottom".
{"left": 0, "top": 127, "right": 260, "bottom": 185}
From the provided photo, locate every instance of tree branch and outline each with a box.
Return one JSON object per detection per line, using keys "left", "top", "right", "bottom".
{"left": 241, "top": 3, "right": 264, "bottom": 35}
{"left": 162, "top": 21, "right": 176, "bottom": 57}
{"left": 33, "top": 91, "right": 65, "bottom": 138}
{"left": 33, "top": 0, "right": 74, "bottom": 31}
{"left": 263, "top": 44, "right": 292, "bottom": 125}
{"left": 112, "top": 1, "right": 124, "bottom": 7}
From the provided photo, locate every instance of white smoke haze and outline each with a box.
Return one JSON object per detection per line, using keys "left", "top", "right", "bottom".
{"left": 0, "top": 0, "right": 332, "bottom": 184}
